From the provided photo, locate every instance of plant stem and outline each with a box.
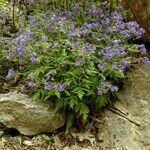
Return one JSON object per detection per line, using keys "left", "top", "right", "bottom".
{"left": 12, "top": 0, "right": 16, "bottom": 32}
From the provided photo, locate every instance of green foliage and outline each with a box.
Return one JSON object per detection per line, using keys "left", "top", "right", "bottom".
{"left": 0, "top": 0, "right": 8, "bottom": 9}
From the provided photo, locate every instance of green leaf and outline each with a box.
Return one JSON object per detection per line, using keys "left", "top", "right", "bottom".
{"left": 54, "top": 101, "right": 62, "bottom": 113}
{"left": 77, "top": 89, "right": 85, "bottom": 99}
{"left": 73, "top": 88, "right": 85, "bottom": 100}
{"left": 44, "top": 91, "right": 53, "bottom": 100}
{"left": 32, "top": 92, "right": 41, "bottom": 101}
{"left": 69, "top": 97, "right": 78, "bottom": 109}
{"left": 54, "top": 90, "right": 61, "bottom": 99}
{"left": 65, "top": 112, "right": 75, "bottom": 134}
{"left": 96, "top": 95, "right": 110, "bottom": 107}
{"left": 65, "top": 91, "right": 70, "bottom": 96}
{"left": 79, "top": 103, "right": 89, "bottom": 121}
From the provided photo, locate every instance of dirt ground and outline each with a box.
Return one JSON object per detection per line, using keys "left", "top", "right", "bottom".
{"left": 0, "top": 122, "right": 103, "bottom": 150}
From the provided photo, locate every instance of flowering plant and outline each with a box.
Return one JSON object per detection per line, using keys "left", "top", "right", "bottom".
{"left": 1, "top": 0, "right": 149, "bottom": 129}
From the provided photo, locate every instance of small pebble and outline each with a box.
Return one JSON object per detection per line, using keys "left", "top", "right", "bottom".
{"left": 0, "top": 131, "right": 4, "bottom": 137}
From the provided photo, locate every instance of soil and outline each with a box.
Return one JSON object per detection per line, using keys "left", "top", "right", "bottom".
{"left": 0, "top": 121, "right": 103, "bottom": 150}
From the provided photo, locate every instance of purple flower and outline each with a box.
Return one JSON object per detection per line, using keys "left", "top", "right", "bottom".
{"left": 53, "top": 41, "right": 59, "bottom": 48}
{"left": 117, "top": 21, "right": 125, "bottom": 30}
{"left": 28, "top": 82, "right": 36, "bottom": 88}
{"left": 105, "top": 47, "right": 114, "bottom": 59}
{"left": 139, "top": 44, "right": 147, "bottom": 54}
{"left": 97, "top": 89, "right": 104, "bottom": 95}
{"left": 84, "top": 43, "right": 96, "bottom": 52}
{"left": 69, "top": 30, "right": 75, "bottom": 37}
{"left": 85, "top": 22, "right": 99, "bottom": 30}
{"left": 7, "top": 52, "right": 14, "bottom": 60}
{"left": 31, "top": 54, "right": 36, "bottom": 64}
{"left": 98, "top": 62, "right": 106, "bottom": 71}
{"left": 7, "top": 69, "right": 15, "bottom": 80}
{"left": 28, "top": 16, "right": 38, "bottom": 27}
{"left": 110, "top": 85, "right": 119, "bottom": 92}
{"left": 57, "top": 84, "right": 66, "bottom": 92}
{"left": 141, "top": 57, "right": 149, "bottom": 64}
{"left": 41, "top": 35, "right": 47, "bottom": 42}
{"left": 97, "top": 79, "right": 109, "bottom": 95}
{"left": 126, "top": 21, "right": 145, "bottom": 39}
{"left": 121, "top": 30, "right": 131, "bottom": 38}
{"left": 72, "top": 3, "right": 80, "bottom": 16}
{"left": 44, "top": 82, "right": 54, "bottom": 90}
{"left": 50, "top": 14, "right": 58, "bottom": 24}
{"left": 28, "top": 29, "right": 34, "bottom": 39}
{"left": 61, "top": 11, "right": 72, "bottom": 20}
{"left": 112, "top": 12, "right": 123, "bottom": 22}
{"left": 88, "top": 5, "right": 97, "bottom": 14}
{"left": 26, "top": 0, "right": 34, "bottom": 6}
{"left": 121, "top": 60, "right": 130, "bottom": 70}
{"left": 75, "top": 59, "right": 85, "bottom": 66}
{"left": 97, "top": 86, "right": 108, "bottom": 96}
{"left": 16, "top": 44, "right": 25, "bottom": 55}
{"left": 80, "top": 28, "right": 88, "bottom": 36}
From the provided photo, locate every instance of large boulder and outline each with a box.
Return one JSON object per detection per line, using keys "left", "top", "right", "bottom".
{"left": 0, "top": 91, "right": 65, "bottom": 136}
{"left": 98, "top": 63, "right": 150, "bottom": 150}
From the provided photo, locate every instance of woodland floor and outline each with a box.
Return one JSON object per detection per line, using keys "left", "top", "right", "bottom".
{"left": 0, "top": 115, "right": 104, "bottom": 150}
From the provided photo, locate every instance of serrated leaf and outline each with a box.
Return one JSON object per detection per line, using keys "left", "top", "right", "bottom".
{"left": 65, "top": 90, "right": 70, "bottom": 96}
{"left": 32, "top": 92, "right": 40, "bottom": 101}
{"left": 55, "top": 90, "right": 61, "bottom": 99}
{"left": 77, "top": 90, "right": 85, "bottom": 99}
{"left": 69, "top": 98, "right": 77, "bottom": 109}
{"left": 79, "top": 103, "right": 89, "bottom": 121}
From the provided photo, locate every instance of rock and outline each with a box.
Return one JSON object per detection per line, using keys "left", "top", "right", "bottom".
{"left": 0, "top": 131, "right": 4, "bottom": 137}
{"left": 98, "top": 63, "right": 150, "bottom": 150}
{"left": 0, "top": 91, "right": 65, "bottom": 136}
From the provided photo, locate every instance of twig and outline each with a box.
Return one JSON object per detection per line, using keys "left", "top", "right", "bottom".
{"left": 89, "top": 116, "right": 104, "bottom": 124}
{"left": 107, "top": 107, "right": 141, "bottom": 127}
{"left": 12, "top": 0, "right": 16, "bottom": 32}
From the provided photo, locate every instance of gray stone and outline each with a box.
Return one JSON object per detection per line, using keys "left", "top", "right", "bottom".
{"left": 0, "top": 131, "right": 4, "bottom": 137}
{"left": 98, "top": 63, "right": 150, "bottom": 150}
{"left": 0, "top": 91, "right": 65, "bottom": 136}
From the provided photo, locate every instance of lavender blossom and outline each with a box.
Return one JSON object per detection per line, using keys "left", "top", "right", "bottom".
{"left": 139, "top": 44, "right": 147, "bottom": 54}
{"left": 44, "top": 82, "right": 54, "bottom": 90}
{"left": 105, "top": 47, "right": 114, "bottom": 59}
{"left": 7, "top": 52, "right": 14, "bottom": 60}
{"left": 57, "top": 84, "right": 66, "bottom": 92}
{"left": 97, "top": 79, "right": 110, "bottom": 95}
{"left": 126, "top": 21, "right": 145, "bottom": 39}
{"left": 97, "top": 62, "right": 106, "bottom": 71}
{"left": 28, "top": 29, "right": 34, "bottom": 39}
{"left": 88, "top": 5, "right": 97, "bottom": 14}
{"left": 26, "top": 0, "right": 34, "bottom": 6}
{"left": 28, "top": 82, "right": 37, "bottom": 88}
{"left": 75, "top": 59, "right": 85, "bottom": 66}
{"left": 120, "top": 60, "right": 130, "bottom": 70}
{"left": 141, "top": 57, "right": 149, "bottom": 64}
{"left": 16, "top": 44, "right": 25, "bottom": 55}
{"left": 84, "top": 22, "right": 99, "bottom": 30}
{"left": 72, "top": 3, "right": 80, "bottom": 16}
{"left": 110, "top": 85, "right": 119, "bottom": 92}
{"left": 79, "top": 28, "right": 88, "bottom": 36}
{"left": 7, "top": 69, "right": 15, "bottom": 80}
{"left": 41, "top": 35, "right": 47, "bottom": 42}
{"left": 84, "top": 43, "right": 96, "bottom": 52}
{"left": 31, "top": 54, "right": 36, "bottom": 64}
